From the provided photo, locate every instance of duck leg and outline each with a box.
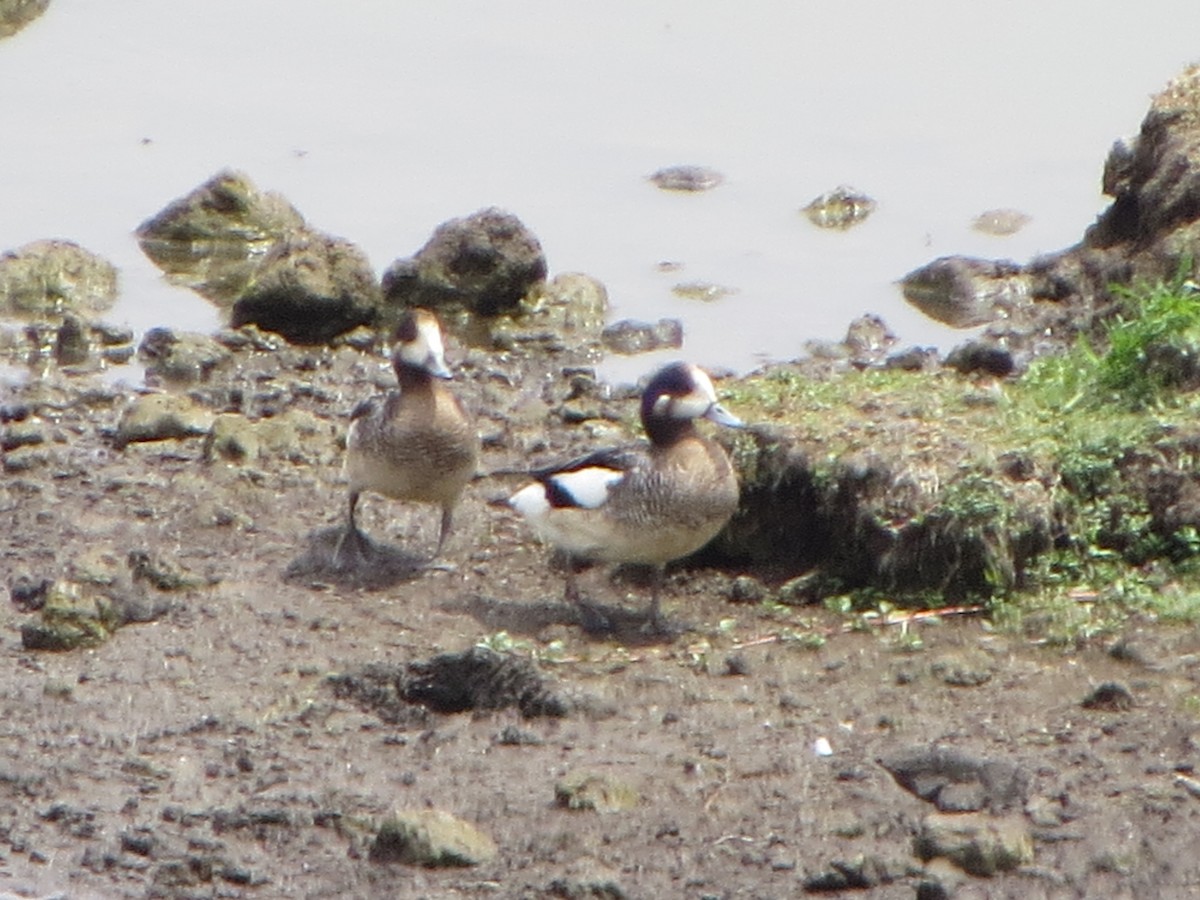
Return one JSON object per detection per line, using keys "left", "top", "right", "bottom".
{"left": 643, "top": 565, "right": 671, "bottom": 634}
{"left": 435, "top": 505, "right": 454, "bottom": 557}
{"left": 418, "top": 504, "right": 457, "bottom": 571}
{"left": 332, "top": 490, "right": 369, "bottom": 568}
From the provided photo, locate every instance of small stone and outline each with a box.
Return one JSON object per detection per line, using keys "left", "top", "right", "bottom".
{"left": 369, "top": 809, "right": 496, "bottom": 867}
{"left": 930, "top": 652, "right": 995, "bottom": 687}
{"left": 555, "top": 771, "right": 640, "bottom": 813}
{"left": 600, "top": 318, "right": 683, "bottom": 355}
{"left": 1082, "top": 681, "right": 1135, "bottom": 711}
{"left": 723, "top": 654, "right": 751, "bottom": 677}
{"left": 944, "top": 341, "right": 1015, "bottom": 377}
{"left": 728, "top": 575, "right": 765, "bottom": 604}
{"left": 114, "top": 393, "right": 215, "bottom": 449}
{"left": 649, "top": 165, "right": 723, "bottom": 192}
{"left": 802, "top": 186, "right": 876, "bottom": 230}
{"left": 671, "top": 281, "right": 735, "bottom": 302}
{"left": 915, "top": 812, "right": 1033, "bottom": 876}
{"left": 971, "top": 208, "right": 1031, "bottom": 236}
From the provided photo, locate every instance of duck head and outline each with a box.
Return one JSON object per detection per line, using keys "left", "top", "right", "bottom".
{"left": 640, "top": 361, "right": 742, "bottom": 444}
{"left": 392, "top": 309, "right": 452, "bottom": 380}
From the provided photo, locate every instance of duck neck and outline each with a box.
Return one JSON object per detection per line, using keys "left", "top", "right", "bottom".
{"left": 644, "top": 416, "right": 697, "bottom": 448}
{"left": 394, "top": 361, "right": 435, "bottom": 393}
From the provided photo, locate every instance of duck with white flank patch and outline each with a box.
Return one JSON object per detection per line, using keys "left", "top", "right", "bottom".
{"left": 336, "top": 309, "right": 478, "bottom": 567}
{"left": 509, "top": 362, "right": 742, "bottom": 631}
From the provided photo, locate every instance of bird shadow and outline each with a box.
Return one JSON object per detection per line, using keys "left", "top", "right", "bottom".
{"left": 448, "top": 592, "right": 686, "bottom": 648}
{"left": 283, "top": 525, "right": 429, "bottom": 591}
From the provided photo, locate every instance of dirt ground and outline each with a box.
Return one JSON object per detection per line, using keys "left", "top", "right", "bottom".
{"left": 4, "top": 353, "right": 1200, "bottom": 900}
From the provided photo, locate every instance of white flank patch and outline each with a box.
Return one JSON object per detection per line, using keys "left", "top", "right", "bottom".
{"left": 508, "top": 482, "right": 551, "bottom": 519}
{"left": 549, "top": 466, "right": 624, "bottom": 509}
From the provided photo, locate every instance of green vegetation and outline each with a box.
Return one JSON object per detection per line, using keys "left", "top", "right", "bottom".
{"left": 725, "top": 269, "right": 1200, "bottom": 641}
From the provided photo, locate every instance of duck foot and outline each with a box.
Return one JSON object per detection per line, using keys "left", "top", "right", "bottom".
{"left": 332, "top": 524, "right": 374, "bottom": 571}
{"left": 575, "top": 601, "right": 617, "bottom": 636}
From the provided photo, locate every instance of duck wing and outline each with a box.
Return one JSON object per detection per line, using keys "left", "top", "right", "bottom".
{"left": 518, "top": 445, "right": 646, "bottom": 511}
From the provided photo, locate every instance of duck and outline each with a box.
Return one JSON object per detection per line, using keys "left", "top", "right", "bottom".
{"left": 335, "top": 309, "right": 479, "bottom": 567}
{"left": 508, "top": 361, "right": 742, "bottom": 630}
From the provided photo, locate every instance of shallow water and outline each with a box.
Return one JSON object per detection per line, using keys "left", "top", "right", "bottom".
{"left": 2, "top": 0, "right": 1198, "bottom": 383}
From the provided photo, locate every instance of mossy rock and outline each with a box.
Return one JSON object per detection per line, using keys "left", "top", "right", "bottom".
{"left": 369, "top": 809, "right": 497, "bottom": 867}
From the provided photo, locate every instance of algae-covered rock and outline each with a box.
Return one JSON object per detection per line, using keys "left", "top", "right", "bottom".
{"left": 18, "top": 578, "right": 172, "bottom": 652}
{"left": 381, "top": 207, "right": 547, "bottom": 318}
{"left": 19, "top": 580, "right": 120, "bottom": 651}
{"left": 204, "top": 409, "right": 339, "bottom": 466}
{"left": 139, "top": 327, "right": 231, "bottom": 384}
{"left": 115, "top": 393, "right": 215, "bottom": 449}
{"left": 803, "top": 185, "right": 876, "bottom": 230}
{"left": 554, "top": 771, "right": 640, "bottom": 813}
{"left": 915, "top": 813, "right": 1033, "bottom": 876}
{"left": 901, "top": 257, "right": 1030, "bottom": 329}
{"left": 135, "top": 170, "right": 306, "bottom": 303}
{"left": 0, "top": 240, "right": 118, "bottom": 318}
{"left": 601, "top": 318, "right": 682, "bottom": 355}
{"left": 369, "top": 809, "right": 496, "bottom": 867}
{"left": 230, "top": 231, "right": 381, "bottom": 344}
{"left": 0, "top": 0, "right": 49, "bottom": 40}
{"left": 484, "top": 272, "right": 607, "bottom": 361}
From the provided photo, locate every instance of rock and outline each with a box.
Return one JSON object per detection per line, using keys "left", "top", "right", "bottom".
{"left": 18, "top": 578, "right": 173, "bottom": 652}
{"left": 230, "top": 231, "right": 381, "bottom": 344}
{"left": 136, "top": 169, "right": 305, "bottom": 302}
{"left": 802, "top": 186, "right": 876, "bottom": 230}
{"left": 971, "top": 209, "right": 1031, "bottom": 236}
{"left": 648, "top": 165, "right": 723, "bottom": 192}
{"left": 495, "top": 725, "right": 542, "bottom": 746}
{"left": 114, "top": 393, "right": 215, "bottom": 449}
{"left": 204, "top": 414, "right": 261, "bottom": 463}
{"left": 914, "top": 812, "right": 1033, "bottom": 876}
{"left": 944, "top": 341, "right": 1015, "bottom": 377}
{"left": 329, "top": 647, "right": 569, "bottom": 724}
{"left": 1, "top": 418, "right": 44, "bottom": 452}
{"left": 138, "top": 327, "right": 231, "bottom": 384}
{"left": 403, "top": 646, "right": 568, "bottom": 717}
{"left": 127, "top": 549, "right": 211, "bottom": 592}
{"left": 554, "top": 771, "right": 640, "bottom": 813}
{"left": 878, "top": 745, "right": 1028, "bottom": 813}
{"left": 0, "top": 240, "right": 118, "bottom": 318}
{"left": 600, "top": 318, "right": 683, "bottom": 355}
{"left": 1088, "top": 64, "right": 1200, "bottom": 255}
{"left": 801, "top": 854, "right": 908, "bottom": 892}
{"left": 369, "top": 809, "right": 496, "bottom": 867}
{"left": 727, "top": 575, "right": 766, "bottom": 604}
{"left": 930, "top": 651, "right": 995, "bottom": 687}
{"left": 1081, "top": 681, "right": 1136, "bottom": 711}
{"left": 545, "top": 861, "right": 630, "bottom": 898}
{"left": 843, "top": 314, "right": 897, "bottom": 367}
{"left": 671, "top": 281, "right": 735, "bottom": 302}
{"left": 485, "top": 272, "right": 608, "bottom": 360}
{"left": 901, "top": 256, "right": 1030, "bottom": 329}
{"left": 381, "top": 207, "right": 547, "bottom": 318}
{"left": 53, "top": 314, "right": 90, "bottom": 365}
{"left": 0, "top": 0, "right": 49, "bottom": 38}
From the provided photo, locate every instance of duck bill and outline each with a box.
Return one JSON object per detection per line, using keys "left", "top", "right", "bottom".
{"left": 704, "top": 402, "right": 743, "bottom": 428}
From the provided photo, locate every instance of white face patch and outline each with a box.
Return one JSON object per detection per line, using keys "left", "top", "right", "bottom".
{"left": 653, "top": 365, "right": 720, "bottom": 421}
{"left": 397, "top": 315, "right": 450, "bottom": 375}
